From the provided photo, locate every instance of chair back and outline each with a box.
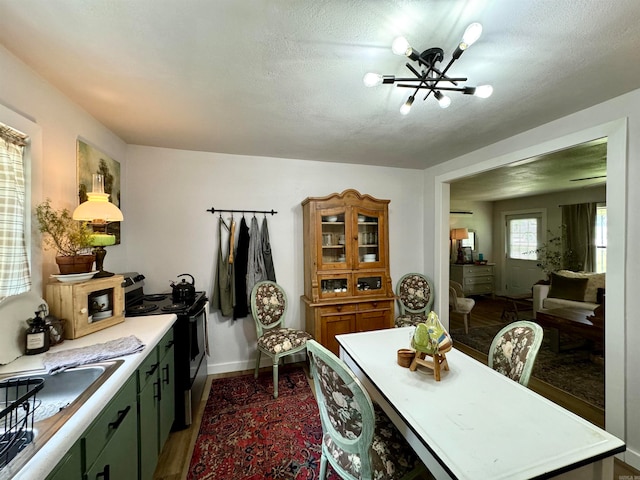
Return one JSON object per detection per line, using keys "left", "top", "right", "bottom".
{"left": 306, "top": 340, "right": 375, "bottom": 479}
{"left": 250, "top": 281, "right": 288, "bottom": 338}
{"left": 396, "top": 273, "right": 434, "bottom": 315}
{"left": 488, "top": 320, "right": 544, "bottom": 386}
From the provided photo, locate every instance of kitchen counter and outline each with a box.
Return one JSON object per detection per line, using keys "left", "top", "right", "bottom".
{"left": 0, "top": 314, "right": 177, "bottom": 480}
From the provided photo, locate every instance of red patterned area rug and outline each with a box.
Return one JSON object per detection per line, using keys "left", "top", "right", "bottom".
{"left": 188, "top": 366, "right": 340, "bottom": 480}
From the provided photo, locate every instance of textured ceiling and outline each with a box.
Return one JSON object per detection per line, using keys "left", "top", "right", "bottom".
{"left": 1, "top": 0, "right": 639, "bottom": 170}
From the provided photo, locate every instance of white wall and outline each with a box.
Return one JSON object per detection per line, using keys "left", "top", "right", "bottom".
{"left": 125, "top": 145, "right": 424, "bottom": 373}
{"left": 0, "top": 45, "right": 129, "bottom": 286}
{"left": 424, "top": 89, "right": 640, "bottom": 469}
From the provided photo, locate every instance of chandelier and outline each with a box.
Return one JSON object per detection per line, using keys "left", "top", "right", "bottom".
{"left": 363, "top": 23, "right": 493, "bottom": 115}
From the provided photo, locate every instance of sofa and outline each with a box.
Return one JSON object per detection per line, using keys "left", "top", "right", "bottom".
{"left": 532, "top": 270, "right": 605, "bottom": 316}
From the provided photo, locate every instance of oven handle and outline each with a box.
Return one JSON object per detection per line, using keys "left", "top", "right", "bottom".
{"left": 188, "top": 302, "right": 207, "bottom": 322}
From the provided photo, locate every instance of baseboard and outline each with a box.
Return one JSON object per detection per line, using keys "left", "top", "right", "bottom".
{"left": 624, "top": 448, "right": 640, "bottom": 472}
{"left": 206, "top": 352, "right": 307, "bottom": 375}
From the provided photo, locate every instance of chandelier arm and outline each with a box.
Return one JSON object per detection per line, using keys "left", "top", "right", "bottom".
{"left": 402, "top": 85, "right": 470, "bottom": 92}
{"left": 393, "top": 77, "right": 468, "bottom": 83}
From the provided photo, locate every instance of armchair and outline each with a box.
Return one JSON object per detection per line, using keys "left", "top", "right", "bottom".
{"left": 449, "top": 280, "right": 475, "bottom": 333}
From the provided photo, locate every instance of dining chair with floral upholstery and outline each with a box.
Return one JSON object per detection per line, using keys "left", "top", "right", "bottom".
{"left": 306, "top": 340, "right": 429, "bottom": 480}
{"left": 250, "top": 281, "right": 313, "bottom": 398}
{"left": 488, "top": 320, "right": 544, "bottom": 387}
{"left": 394, "top": 273, "right": 435, "bottom": 327}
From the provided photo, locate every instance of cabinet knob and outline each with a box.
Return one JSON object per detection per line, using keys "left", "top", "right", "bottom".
{"left": 372, "top": 302, "right": 378, "bottom": 308}
{"left": 336, "top": 306, "right": 342, "bottom": 312}
{"left": 80, "top": 307, "right": 88, "bottom": 314}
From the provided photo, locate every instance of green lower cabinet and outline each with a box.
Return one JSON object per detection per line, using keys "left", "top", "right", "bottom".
{"left": 138, "top": 328, "right": 175, "bottom": 480}
{"left": 83, "top": 375, "right": 138, "bottom": 480}
{"left": 46, "top": 440, "right": 82, "bottom": 480}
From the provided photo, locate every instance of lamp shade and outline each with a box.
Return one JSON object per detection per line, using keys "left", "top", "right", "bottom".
{"left": 73, "top": 193, "right": 123, "bottom": 223}
{"left": 451, "top": 228, "right": 469, "bottom": 240}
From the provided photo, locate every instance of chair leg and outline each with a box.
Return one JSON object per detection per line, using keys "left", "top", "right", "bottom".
{"left": 254, "top": 350, "right": 262, "bottom": 379}
{"left": 319, "top": 452, "right": 328, "bottom": 479}
{"left": 272, "top": 359, "right": 279, "bottom": 398}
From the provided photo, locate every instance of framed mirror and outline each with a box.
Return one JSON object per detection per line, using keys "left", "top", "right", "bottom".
{"left": 461, "top": 230, "right": 476, "bottom": 251}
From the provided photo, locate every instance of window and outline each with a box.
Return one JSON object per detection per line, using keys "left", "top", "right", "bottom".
{"left": 595, "top": 204, "right": 606, "bottom": 273}
{"left": 507, "top": 215, "right": 541, "bottom": 260}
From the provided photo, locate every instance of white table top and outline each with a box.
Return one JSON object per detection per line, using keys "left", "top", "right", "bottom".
{"left": 337, "top": 327, "right": 625, "bottom": 480}
{"left": 0, "top": 314, "right": 177, "bottom": 480}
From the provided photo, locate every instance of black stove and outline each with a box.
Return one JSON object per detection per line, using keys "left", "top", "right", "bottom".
{"left": 120, "top": 272, "right": 209, "bottom": 430}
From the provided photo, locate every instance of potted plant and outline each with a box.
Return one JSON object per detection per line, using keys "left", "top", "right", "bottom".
{"left": 529, "top": 226, "right": 582, "bottom": 280}
{"left": 35, "top": 199, "right": 96, "bottom": 274}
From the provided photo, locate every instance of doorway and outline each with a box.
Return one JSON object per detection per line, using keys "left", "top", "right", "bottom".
{"left": 432, "top": 118, "right": 627, "bottom": 444}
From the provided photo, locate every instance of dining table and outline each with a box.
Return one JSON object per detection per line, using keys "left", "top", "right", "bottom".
{"left": 336, "top": 327, "right": 625, "bottom": 480}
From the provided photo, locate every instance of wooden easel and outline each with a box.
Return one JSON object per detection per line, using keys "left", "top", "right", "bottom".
{"left": 409, "top": 345, "right": 452, "bottom": 381}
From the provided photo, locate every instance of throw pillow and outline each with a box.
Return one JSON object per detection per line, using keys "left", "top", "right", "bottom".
{"left": 556, "top": 270, "right": 605, "bottom": 303}
{"left": 548, "top": 273, "right": 589, "bottom": 302}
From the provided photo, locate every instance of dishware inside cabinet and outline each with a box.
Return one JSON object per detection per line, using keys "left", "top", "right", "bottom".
{"left": 45, "top": 275, "right": 125, "bottom": 339}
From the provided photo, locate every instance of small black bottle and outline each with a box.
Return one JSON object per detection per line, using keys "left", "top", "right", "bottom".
{"left": 25, "top": 310, "right": 50, "bottom": 355}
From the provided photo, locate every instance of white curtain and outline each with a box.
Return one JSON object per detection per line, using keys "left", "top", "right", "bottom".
{"left": 0, "top": 125, "right": 31, "bottom": 298}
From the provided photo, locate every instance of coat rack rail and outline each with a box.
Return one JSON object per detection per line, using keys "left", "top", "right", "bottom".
{"left": 206, "top": 207, "right": 278, "bottom": 216}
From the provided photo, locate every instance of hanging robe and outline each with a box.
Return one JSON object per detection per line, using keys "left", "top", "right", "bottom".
{"left": 246, "top": 216, "right": 267, "bottom": 304}
{"left": 261, "top": 216, "right": 276, "bottom": 282}
{"left": 233, "top": 217, "right": 250, "bottom": 319}
{"left": 211, "top": 217, "right": 235, "bottom": 317}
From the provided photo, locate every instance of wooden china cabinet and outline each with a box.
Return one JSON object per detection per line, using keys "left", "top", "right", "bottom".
{"left": 301, "top": 189, "right": 394, "bottom": 355}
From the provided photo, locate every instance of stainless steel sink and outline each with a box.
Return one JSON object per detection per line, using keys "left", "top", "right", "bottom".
{"left": 0, "top": 360, "right": 123, "bottom": 475}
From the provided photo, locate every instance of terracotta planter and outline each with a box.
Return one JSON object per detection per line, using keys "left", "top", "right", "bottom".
{"left": 55, "top": 254, "right": 96, "bottom": 275}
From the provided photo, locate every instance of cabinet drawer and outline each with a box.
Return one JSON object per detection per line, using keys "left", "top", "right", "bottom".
{"left": 466, "top": 283, "right": 494, "bottom": 295}
{"left": 158, "top": 329, "right": 174, "bottom": 361}
{"left": 318, "top": 304, "right": 356, "bottom": 316}
{"left": 464, "top": 276, "right": 494, "bottom": 286}
{"left": 83, "top": 374, "right": 137, "bottom": 469}
{"left": 462, "top": 266, "right": 494, "bottom": 276}
{"left": 357, "top": 300, "right": 391, "bottom": 311}
{"left": 138, "top": 345, "right": 160, "bottom": 391}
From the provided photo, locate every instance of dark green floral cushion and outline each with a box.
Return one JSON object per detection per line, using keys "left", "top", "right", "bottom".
{"left": 394, "top": 314, "right": 428, "bottom": 327}
{"left": 254, "top": 282, "right": 286, "bottom": 326}
{"left": 257, "top": 328, "right": 311, "bottom": 354}
{"left": 398, "top": 275, "right": 431, "bottom": 311}
{"left": 315, "top": 356, "right": 420, "bottom": 479}
{"left": 491, "top": 326, "right": 535, "bottom": 382}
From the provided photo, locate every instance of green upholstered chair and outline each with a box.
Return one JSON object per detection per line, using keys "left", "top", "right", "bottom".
{"left": 250, "top": 281, "right": 312, "bottom": 398}
{"left": 394, "top": 273, "right": 434, "bottom": 327}
{"left": 488, "top": 320, "right": 544, "bottom": 387}
{"left": 306, "top": 340, "right": 429, "bottom": 480}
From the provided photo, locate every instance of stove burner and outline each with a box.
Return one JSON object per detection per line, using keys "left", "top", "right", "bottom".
{"left": 145, "top": 294, "right": 168, "bottom": 301}
{"left": 162, "top": 303, "right": 187, "bottom": 312}
{"left": 128, "top": 304, "right": 159, "bottom": 314}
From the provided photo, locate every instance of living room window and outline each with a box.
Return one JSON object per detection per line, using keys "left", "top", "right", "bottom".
{"left": 595, "top": 204, "right": 606, "bottom": 273}
{"left": 507, "top": 214, "right": 541, "bottom": 260}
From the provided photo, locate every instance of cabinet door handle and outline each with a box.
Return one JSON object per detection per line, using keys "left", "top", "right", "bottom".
{"left": 154, "top": 380, "right": 162, "bottom": 401}
{"left": 108, "top": 406, "right": 130, "bottom": 430}
{"left": 165, "top": 340, "right": 174, "bottom": 352}
{"left": 162, "top": 364, "right": 170, "bottom": 385}
{"left": 96, "top": 464, "right": 110, "bottom": 479}
{"left": 146, "top": 362, "right": 159, "bottom": 378}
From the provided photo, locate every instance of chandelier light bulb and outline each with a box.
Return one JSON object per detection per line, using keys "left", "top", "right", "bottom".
{"left": 400, "top": 96, "right": 414, "bottom": 115}
{"left": 474, "top": 84, "right": 493, "bottom": 98}
{"left": 437, "top": 93, "right": 452, "bottom": 108}
{"left": 392, "top": 36, "right": 412, "bottom": 56}
{"left": 460, "top": 22, "right": 483, "bottom": 50}
{"left": 363, "top": 72, "right": 383, "bottom": 87}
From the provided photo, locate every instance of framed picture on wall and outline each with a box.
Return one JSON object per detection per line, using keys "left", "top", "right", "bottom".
{"left": 462, "top": 246, "right": 473, "bottom": 264}
{"left": 76, "top": 139, "right": 121, "bottom": 244}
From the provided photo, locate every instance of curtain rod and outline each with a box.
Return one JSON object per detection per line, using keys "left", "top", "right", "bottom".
{"left": 206, "top": 207, "right": 278, "bottom": 216}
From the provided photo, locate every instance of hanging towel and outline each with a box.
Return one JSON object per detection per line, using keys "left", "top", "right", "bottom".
{"left": 212, "top": 217, "right": 235, "bottom": 317}
{"left": 246, "top": 216, "right": 267, "bottom": 304}
{"left": 43, "top": 335, "right": 145, "bottom": 375}
{"left": 233, "top": 217, "right": 250, "bottom": 319}
{"left": 261, "top": 216, "right": 276, "bottom": 281}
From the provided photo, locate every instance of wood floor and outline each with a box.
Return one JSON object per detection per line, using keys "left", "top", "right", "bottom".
{"left": 154, "top": 319, "right": 639, "bottom": 479}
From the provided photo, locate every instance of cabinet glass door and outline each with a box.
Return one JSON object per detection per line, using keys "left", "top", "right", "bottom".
{"left": 319, "top": 210, "right": 348, "bottom": 269}
{"left": 318, "top": 273, "right": 351, "bottom": 299}
{"left": 355, "top": 209, "right": 382, "bottom": 267}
